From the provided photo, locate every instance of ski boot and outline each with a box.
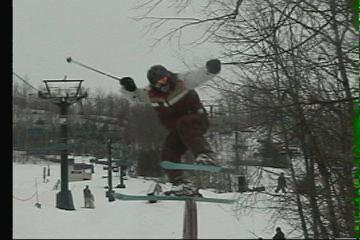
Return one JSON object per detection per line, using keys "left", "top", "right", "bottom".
{"left": 194, "top": 152, "right": 218, "bottom": 166}
{"left": 164, "top": 178, "right": 202, "bottom": 197}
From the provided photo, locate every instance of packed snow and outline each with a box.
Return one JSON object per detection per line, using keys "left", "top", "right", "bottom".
{"left": 13, "top": 157, "right": 295, "bottom": 239}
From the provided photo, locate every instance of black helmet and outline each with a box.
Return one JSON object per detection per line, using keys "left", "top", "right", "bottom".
{"left": 147, "top": 65, "right": 170, "bottom": 85}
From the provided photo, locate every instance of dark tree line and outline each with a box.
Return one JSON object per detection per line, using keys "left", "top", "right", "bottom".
{"left": 13, "top": 82, "right": 166, "bottom": 177}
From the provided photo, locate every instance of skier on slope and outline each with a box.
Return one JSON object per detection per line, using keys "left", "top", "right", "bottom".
{"left": 275, "top": 172, "right": 287, "bottom": 193}
{"left": 118, "top": 59, "right": 221, "bottom": 195}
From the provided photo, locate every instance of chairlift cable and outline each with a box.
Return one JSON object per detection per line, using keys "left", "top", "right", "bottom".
{"left": 13, "top": 72, "right": 41, "bottom": 92}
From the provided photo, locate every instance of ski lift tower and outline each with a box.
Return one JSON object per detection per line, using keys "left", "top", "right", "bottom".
{"left": 38, "top": 78, "right": 87, "bottom": 210}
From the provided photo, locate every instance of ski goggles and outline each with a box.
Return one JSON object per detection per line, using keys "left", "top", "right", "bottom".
{"left": 153, "top": 76, "right": 170, "bottom": 90}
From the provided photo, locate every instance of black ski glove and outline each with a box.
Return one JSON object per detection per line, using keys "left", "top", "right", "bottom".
{"left": 120, "top": 77, "right": 137, "bottom": 92}
{"left": 206, "top": 59, "right": 221, "bottom": 74}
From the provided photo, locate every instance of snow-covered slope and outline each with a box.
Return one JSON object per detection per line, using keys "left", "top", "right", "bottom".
{"left": 13, "top": 160, "right": 296, "bottom": 239}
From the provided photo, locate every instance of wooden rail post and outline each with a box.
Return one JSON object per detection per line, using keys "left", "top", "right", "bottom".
{"left": 183, "top": 199, "right": 198, "bottom": 239}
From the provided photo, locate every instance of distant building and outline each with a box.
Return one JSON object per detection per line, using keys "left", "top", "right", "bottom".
{"left": 68, "top": 158, "right": 94, "bottom": 181}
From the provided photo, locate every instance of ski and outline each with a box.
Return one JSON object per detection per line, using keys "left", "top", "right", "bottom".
{"left": 160, "top": 161, "right": 240, "bottom": 174}
{"left": 160, "top": 160, "right": 289, "bottom": 172}
{"left": 112, "top": 192, "right": 235, "bottom": 204}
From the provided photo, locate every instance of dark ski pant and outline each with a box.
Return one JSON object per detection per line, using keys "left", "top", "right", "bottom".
{"left": 161, "top": 113, "right": 211, "bottom": 183}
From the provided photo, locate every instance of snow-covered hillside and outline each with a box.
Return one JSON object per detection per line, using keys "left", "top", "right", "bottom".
{"left": 13, "top": 159, "right": 297, "bottom": 239}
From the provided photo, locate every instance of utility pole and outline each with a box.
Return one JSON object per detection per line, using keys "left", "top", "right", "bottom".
{"left": 234, "top": 131, "right": 240, "bottom": 169}
{"left": 116, "top": 165, "right": 126, "bottom": 188}
{"left": 38, "top": 79, "right": 87, "bottom": 210}
{"left": 115, "top": 142, "right": 132, "bottom": 189}
{"left": 106, "top": 138, "right": 115, "bottom": 202}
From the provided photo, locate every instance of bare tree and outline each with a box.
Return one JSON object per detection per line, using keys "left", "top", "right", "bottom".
{"left": 132, "top": 0, "right": 358, "bottom": 238}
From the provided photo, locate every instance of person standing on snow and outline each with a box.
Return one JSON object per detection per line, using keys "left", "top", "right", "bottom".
{"left": 119, "top": 59, "right": 221, "bottom": 195}
{"left": 275, "top": 172, "right": 287, "bottom": 193}
{"left": 83, "top": 185, "right": 91, "bottom": 208}
{"left": 43, "top": 167, "right": 47, "bottom": 183}
{"left": 272, "top": 227, "right": 286, "bottom": 239}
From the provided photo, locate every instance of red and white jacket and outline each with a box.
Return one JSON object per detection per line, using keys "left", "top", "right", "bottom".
{"left": 120, "top": 66, "right": 218, "bottom": 129}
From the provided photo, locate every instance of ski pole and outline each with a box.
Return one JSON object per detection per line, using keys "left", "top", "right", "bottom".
{"left": 66, "top": 57, "right": 122, "bottom": 81}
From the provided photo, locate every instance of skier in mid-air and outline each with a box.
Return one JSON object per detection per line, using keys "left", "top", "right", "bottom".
{"left": 119, "top": 59, "right": 221, "bottom": 195}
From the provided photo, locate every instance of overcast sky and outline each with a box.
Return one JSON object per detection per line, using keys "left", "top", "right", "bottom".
{"left": 13, "top": 0, "right": 222, "bottom": 96}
